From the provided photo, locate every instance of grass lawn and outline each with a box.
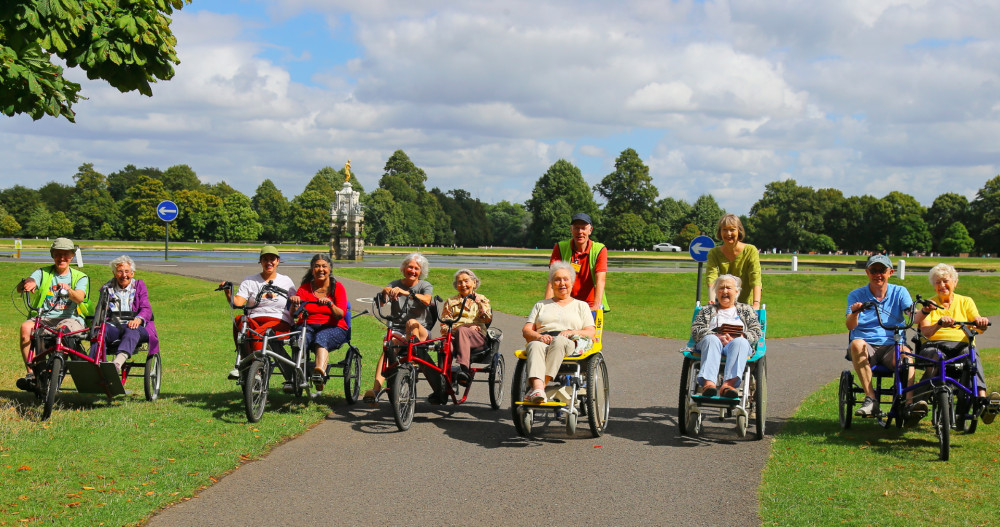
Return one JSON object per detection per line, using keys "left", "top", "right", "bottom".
{"left": 760, "top": 346, "right": 1000, "bottom": 526}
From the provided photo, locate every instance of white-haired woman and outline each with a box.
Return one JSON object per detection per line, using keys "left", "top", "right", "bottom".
{"left": 98, "top": 255, "right": 159, "bottom": 373}
{"left": 915, "top": 263, "right": 997, "bottom": 422}
{"left": 440, "top": 269, "right": 493, "bottom": 387}
{"left": 690, "top": 274, "right": 761, "bottom": 398}
{"left": 364, "top": 253, "right": 441, "bottom": 404}
{"left": 520, "top": 262, "right": 596, "bottom": 403}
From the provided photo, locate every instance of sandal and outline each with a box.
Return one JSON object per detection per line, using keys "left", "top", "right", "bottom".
{"left": 523, "top": 388, "right": 546, "bottom": 404}
{"left": 701, "top": 381, "right": 717, "bottom": 398}
{"left": 720, "top": 386, "right": 739, "bottom": 399}
{"left": 363, "top": 388, "right": 383, "bottom": 407}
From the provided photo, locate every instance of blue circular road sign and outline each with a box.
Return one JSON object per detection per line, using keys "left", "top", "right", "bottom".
{"left": 688, "top": 235, "right": 715, "bottom": 262}
{"left": 156, "top": 200, "right": 179, "bottom": 222}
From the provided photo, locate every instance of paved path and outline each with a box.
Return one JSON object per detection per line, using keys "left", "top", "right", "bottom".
{"left": 142, "top": 262, "right": 999, "bottom": 526}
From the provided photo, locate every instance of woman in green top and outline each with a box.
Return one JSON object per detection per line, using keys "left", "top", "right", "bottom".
{"left": 705, "top": 214, "right": 761, "bottom": 309}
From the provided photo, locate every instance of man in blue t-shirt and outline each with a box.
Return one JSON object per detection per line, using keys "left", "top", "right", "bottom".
{"left": 845, "top": 254, "right": 915, "bottom": 417}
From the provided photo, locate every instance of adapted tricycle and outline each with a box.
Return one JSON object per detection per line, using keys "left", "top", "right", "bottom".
{"left": 510, "top": 309, "right": 610, "bottom": 438}
{"left": 677, "top": 304, "right": 767, "bottom": 439}
{"left": 371, "top": 292, "right": 505, "bottom": 432}
{"left": 16, "top": 280, "right": 161, "bottom": 421}
{"left": 218, "top": 281, "right": 365, "bottom": 423}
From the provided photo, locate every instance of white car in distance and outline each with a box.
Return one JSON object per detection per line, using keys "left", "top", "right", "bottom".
{"left": 652, "top": 243, "right": 681, "bottom": 252}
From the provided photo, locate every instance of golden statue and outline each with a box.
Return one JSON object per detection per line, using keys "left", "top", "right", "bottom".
{"left": 344, "top": 160, "right": 351, "bottom": 183}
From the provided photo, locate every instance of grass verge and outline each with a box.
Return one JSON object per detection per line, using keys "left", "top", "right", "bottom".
{"left": 760, "top": 345, "right": 1000, "bottom": 526}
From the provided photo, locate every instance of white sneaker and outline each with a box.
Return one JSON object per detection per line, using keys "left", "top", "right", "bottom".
{"left": 227, "top": 368, "right": 239, "bottom": 380}
{"left": 855, "top": 395, "right": 878, "bottom": 417}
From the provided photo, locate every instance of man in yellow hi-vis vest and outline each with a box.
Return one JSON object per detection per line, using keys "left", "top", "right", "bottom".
{"left": 15, "top": 238, "right": 90, "bottom": 389}
{"left": 546, "top": 212, "right": 609, "bottom": 314}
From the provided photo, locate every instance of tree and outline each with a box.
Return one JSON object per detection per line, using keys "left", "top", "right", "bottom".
{"left": 289, "top": 189, "right": 331, "bottom": 244}
{"left": 939, "top": 222, "right": 975, "bottom": 256}
{"left": 487, "top": 201, "right": 530, "bottom": 247}
{"left": 433, "top": 188, "right": 490, "bottom": 247}
{"left": 48, "top": 210, "right": 74, "bottom": 237}
{"left": 173, "top": 189, "right": 221, "bottom": 241}
{"left": 748, "top": 180, "right": 833, "bottom": 251}
{"left": 0, "top": 0, "right": 189, "bottom": 122}
{"left": 824, "top": 194, "right": 885, "bottom": 253}
{"left": 108, "top": 165, "right": 163, "bottom": 201}
{"left": 251, "top": 179, "right": 289, "bottom": 243}
{"left": 118, "top": 175, "right": 169, "bottom": 240}
{"left": 594, "top": 148, "right": 658, "bottom": 219}
{"left": 675, "top": 222, "right": 702, "bottom": 248}
{"left": 69, "top": 163, "right": 119, "bottom": 239}
{"left": 0, "top": 212, "right": 19, "bottom": 236}
{"left": 215, "top": 193, "right": 261, "bottom": 242}
{"left": 38, "top": 181, "right": 73, "bottom": 211}
{"left": 969, "top": 175, "right": 1000, "bottom": 254}
{"left": 881, "top": 191, "right": 930, "bottom": 254}
{"left": 369, "top": 151, "right": 449, "bottom": 245}
{"left": 0, "top": 184, "right": 40, "bottom": 233}
{"left": 687, "top": 194, "right": 725, "bottom": 238}
{"left": 362, "top": 188, "right": 405, "bottom": 245}
{"left": 205, "top": 181, "right": 240, "bottom": 199}
{"left": 162, "top": 164, "right": 202, "bottom": 193}
{"left": 925, "top": 193, "right": 969, "bottom": 253}
{"left": 25, "top": 203, "right": 50, "bottom": 237}
{"left": 525, "top": 159, "right": 599, "bottom": 247}
{"left": 653, "top": 197, "right": 691, "bottom": 243}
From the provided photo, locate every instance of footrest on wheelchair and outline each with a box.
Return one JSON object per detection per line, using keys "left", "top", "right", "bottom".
{"left": 514, "top": 401, "right": 566, "bottom": 407}
{"left": 691, "top": 394, "right": 739, "bottom": 407}
{"left": 65, "top": 361, "right": 127, "bottom": 396}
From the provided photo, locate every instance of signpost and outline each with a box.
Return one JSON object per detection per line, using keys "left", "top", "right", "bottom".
{"left": 156, "top": 200, "right": 179, "bottom": 260}
{"left": 688, "top": 235, "right": 715, "bottom": 304}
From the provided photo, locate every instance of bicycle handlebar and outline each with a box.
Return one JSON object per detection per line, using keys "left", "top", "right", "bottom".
{"left": 853, "top": 294, "right": 936, "bottom": 332}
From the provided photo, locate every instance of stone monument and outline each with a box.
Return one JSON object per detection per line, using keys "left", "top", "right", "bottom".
{"left": 330, "top": 160, "right": 364, "bottom": 260}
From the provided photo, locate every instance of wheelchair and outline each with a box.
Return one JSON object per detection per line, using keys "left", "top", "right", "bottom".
{"left": 15, "top": 281, "right": 161, "bottom": 421}
{"left": 510, "top": 309, "right": 609, "bottom": 438}
{"left": 372, "top": 292, "right": 505, "bottom": 432}
{"left": 839, "top": 296, "right": 994, "bottom": 460}
{"left": 677, "top": 304, "right": 767, "bottom": 439}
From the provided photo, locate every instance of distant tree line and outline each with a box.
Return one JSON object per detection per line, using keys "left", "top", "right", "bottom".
{"left": 1, "top": 148, "right": 997, "bottom": 256}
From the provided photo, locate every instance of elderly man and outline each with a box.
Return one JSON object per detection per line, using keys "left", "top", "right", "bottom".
{"left": 846, "top": 254, "right": 918, "bottom": 418}
{"left": 16, "top": 238, "right": 90, "bottom": 390}
{"left": 546, "top": 212, "right": 609, "bottom": 314}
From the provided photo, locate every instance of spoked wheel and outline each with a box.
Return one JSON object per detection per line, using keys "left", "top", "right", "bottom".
{"left": 838, "top": 369, "right": 854, "bottom": 429}
{"left": 678, "top": 357, "right": 693, "bottom": 436}
{"left": 933, "top": 388, "right": 952, "bottom": 461}
{"left": 585, "top": 352, "right": 610, "bottom": 437}
{"left": 390, "top": 364, "right": 417, "bottom": 432}
{"left": 144, "top": 354, "right": 162, "bottom": 402}
{"left": 40, "top": 354, "right": 64, "bottom": 421}
{"left": 243, "top": 359, "right": 270, "bottom": 423}
{"left": 510, "top": 358, "right": 530, "bottom": 436}
{"left": 754, "top": 357, "right": 768, "bottom": 440}
{"left": 488, "top": 354, "right": 505, "bottom": 410}
{"left": 343, "top": 347, "right": 362, "bottom": 405}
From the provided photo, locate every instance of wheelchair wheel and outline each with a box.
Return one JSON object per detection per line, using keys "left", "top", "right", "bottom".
{"left": 488, "top": 353, "right": 505, "bottom": 411}
{"left": 678, "top": 356, "right": 692, "bottom": 435}
{"left": 40, "top": 354, "right": 64, "bottom": 421}
{"left": 686, "top": 408, "right": 702, "bottom": 436}
{"left": 933, "top": 388, "right": 951, "bottom": 461}
{"left": 390, "top": 364, "right": 416, "bottom": 432}
{"left": 736, "top": 413, "right": 748, "bottom": 438}
{"left": 585, "top": 352, "right": 609, "bottom": 437}
{"left": 838, "top": 370, "right": 854, "bottom": 429}
{"left": 753, "top": 357, "right": 767, "bottom": 440}
{"left": 343, "top": 347, "right": 362, "bottom": 405}
{"left": 243, "top": 359, "right": 270, "bottom": 423}
{"left": 510, "top": 358, "right": 528, "bottom": 435}
{"left": 144, "top": 354, "right": 162, "bottom": 402}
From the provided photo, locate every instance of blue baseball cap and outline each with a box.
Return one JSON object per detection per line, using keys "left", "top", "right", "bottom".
{"left": 866, "top": 254, "right": 892, "bottom": 270}
{"left": 571, "top": 212, "right": 593, "bottom": 225}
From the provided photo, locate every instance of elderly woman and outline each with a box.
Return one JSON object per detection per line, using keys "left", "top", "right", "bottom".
{"left": 364, "top": 253, "right": 443, "bottom": 404}
{"left": 440, "top": 269, "right": 493, "bottom": 387}
{"left": 521, "top": 262, "right": 596, "bottom": 403}
{"left": 915, "top": 263, "right": 998, "bottom": 423}
{"left": 691, "top": 274, "right": 762, "bottom": 398}
{"left": 706, "top": 214, "right": 762, "bottom": 310}
{"left": 290, "top": 254, "right": 348, "bottom": 392}
{"left": 98, "top": 255, "right": 159, "bottom": 373}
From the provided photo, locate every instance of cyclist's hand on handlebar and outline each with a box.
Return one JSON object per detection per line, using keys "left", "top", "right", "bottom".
{"left": 850, "top": 301, "right": 866, "bottom": 314}
{"left": 937, "top": 316, "right": 955, "bottom": 328}
{"left": 215, "top": 281, "right": 233, "bottom": 291}
{"left": 19, "top": 278, "right": 36, "bottom": 293}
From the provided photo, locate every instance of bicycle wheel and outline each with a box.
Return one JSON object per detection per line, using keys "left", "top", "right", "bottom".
{"left": 585, "top": 352, "right": 610, "bottom": 437}
{"left": 390, "top": 364, "right": 416, "bottom": 431}
{"left": 510, "top": 358, "right": 529, "bottom": 436}
{"left": 488, "top": 353, "right": 505, "bottom": 410}
{"left": 343, "top": 346, "right": 362, "bottom": 405}
{"left": 933, "top": 388, "right": 951, "bottom": 461}
{"left": 753, "top": 357, "right": 768, "bottom": 439}
{"left": 144, "top": 354, "right": 162, "bottom": 402}
{"left": 41, "top": 354, "right": 64, "bottom": 421}
{"left": 678, "top": 356, "right": 692, "bottom": 436}
{"left": 243, "top": 359, "right": 270, "bottom": 423}
{"left": 838, "top": 369, "right": 854, "bottom": 429}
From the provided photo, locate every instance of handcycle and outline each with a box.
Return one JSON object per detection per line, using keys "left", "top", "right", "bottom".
{"left": 217, "top": 280, "right": 365, "bottom": 422}
{"left": 371, "top": 292, "right": 505, "bottom": 432}
{"left": 677, "top": 304, "right": 768, "bottom": 439}
{"left": 15, "top": 280, "right": 160, "bottom": 421}
{"left": 510, "top": 309, "right": 609, "bottom": 438}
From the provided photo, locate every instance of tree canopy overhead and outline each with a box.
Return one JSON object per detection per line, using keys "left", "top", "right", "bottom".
{"left": 0, "top": 0, "right": 189, "bottom": 122}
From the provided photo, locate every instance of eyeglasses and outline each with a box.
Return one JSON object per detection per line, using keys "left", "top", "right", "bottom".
{"left": 867, "top": 267, "right": 890, "bottom": 275}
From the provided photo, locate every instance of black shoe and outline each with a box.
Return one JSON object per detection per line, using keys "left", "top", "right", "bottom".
{"left": 282, "top": 381, "right": 295, "bottom": 394}
{"left": 16, "top": 374, "right": 35, "bottom": 391}
{"left": 455, "top": 368, "right": 471, "bottom": 387}
{"left": 427, "top": 392, "right": 447, "bottom": 405}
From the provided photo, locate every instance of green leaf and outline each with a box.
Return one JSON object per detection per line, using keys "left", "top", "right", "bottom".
{"left": 108, "top": 49, "right": 121, "bottom": 65}
{"left": 25, "top": 72, "right": 42, "bottom": 96}
{"left": 50, "top": 30, "right": 68, "bottom": 53}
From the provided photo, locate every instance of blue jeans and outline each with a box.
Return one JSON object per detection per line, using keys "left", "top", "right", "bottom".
{"left": 697, "top": 334, "right": 751, "bottom": 388}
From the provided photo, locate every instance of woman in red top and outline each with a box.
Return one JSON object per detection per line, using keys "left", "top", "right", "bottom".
{"left": 290, "top": 254, "right": 348, "bottom": 391}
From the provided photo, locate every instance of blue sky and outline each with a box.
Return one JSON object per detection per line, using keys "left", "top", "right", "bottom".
{"left": 3, "top": 0, "right": 1000, "bottom": 215}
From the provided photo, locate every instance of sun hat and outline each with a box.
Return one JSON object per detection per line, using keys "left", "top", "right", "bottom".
{"left": 259, "top": 245, "right": 280, "bottom": 258}
{"left": 50, "top": 238, "right": 76, "bottom": 251}
{"left": 570, "top": 212, "right": 593, "bottom": 225}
